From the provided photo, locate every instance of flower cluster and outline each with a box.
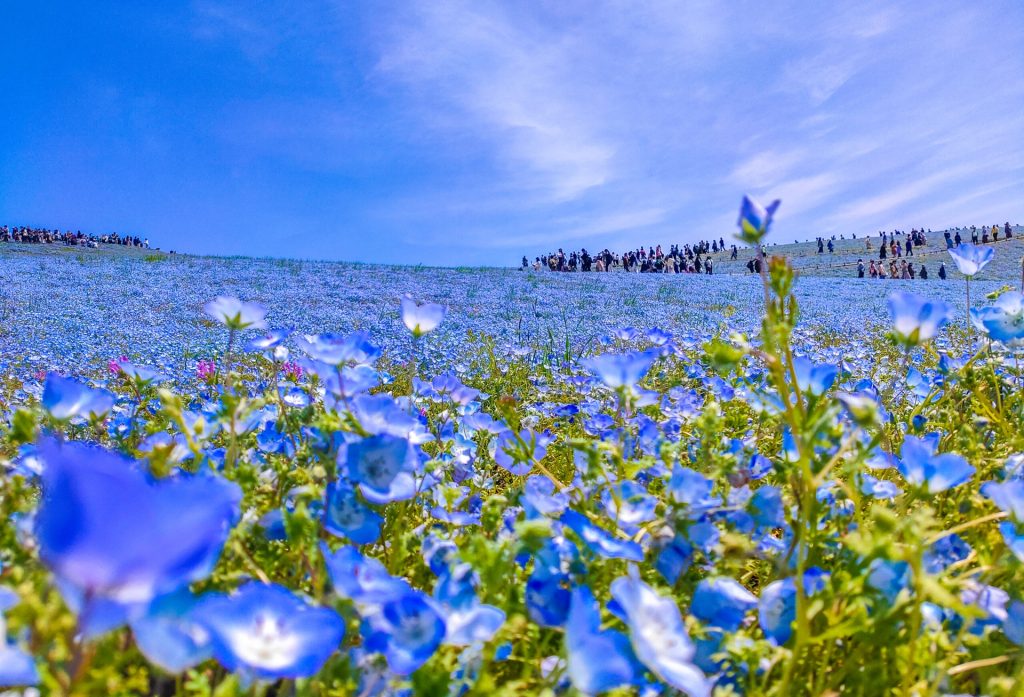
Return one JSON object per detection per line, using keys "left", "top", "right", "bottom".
{"left": 0, "top": 200, "right": 1023, "bottom": 695}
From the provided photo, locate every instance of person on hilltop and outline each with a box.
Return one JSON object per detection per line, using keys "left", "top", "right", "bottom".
{"left": 919, "top": 264, "right": 929, "bottom": 279}
{"left": 1006, "top": 221, "right": 1013, "bottom": 239}
{"left": 938, "top": 261, "right": 947, "bottom": 280}
{"left": 857, "top": 259, "right": 865, "bottom": 278}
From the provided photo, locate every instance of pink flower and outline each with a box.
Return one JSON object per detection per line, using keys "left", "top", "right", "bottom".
{"left": 281, "top": 361, "right": 304, "bottom": 381}
{"left": 108, "top": 356, "right": 128, "bottom": 375}
{"left": 196, "top": 360, "right": 217, "bottom": 383}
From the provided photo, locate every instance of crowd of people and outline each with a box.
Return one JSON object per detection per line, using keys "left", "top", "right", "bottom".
{"left": 523, "top": 239, "right": 740, "bottom": 274}
{"left": 857, "top": 258, "right": 943, "bottom": 280}
{"left": 0, "top": 225, "right": 150, "bottom": 249}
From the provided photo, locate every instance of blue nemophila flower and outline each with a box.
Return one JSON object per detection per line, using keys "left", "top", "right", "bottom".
{"left": 366, "top": 590, "right": 446, "bottom": 675}
{"left": 983, "top": 479, "right": 1024, "bottom": 520}
{"left": 1004, "top": 601, "right": 1024, "bottom": 646}
{"left": 344, "top": 434, "right": 413, "bottom": 497}
{"left": 245, "top": 328, "right": 293, "bottom": 353}
{"left": 581, "top": 349, "right": 658, "bottom": 389}
{"left": 976, "top": 291, "right": 1024, "bottom": 344}
{"left": 898, "top": 434, "right": 974, "bottom": 493}
{"left": 521, "top": 475, "right": 569, "bottom": 518}
{"left": 561, "top": 509, "right": 644, "bottom": 561}
{"left": 295, "top": 331, "right": 381, "bottom": 365}
{"left": 749, "top": 485, "right": 786, "bottom": 528}
{"left": 0, "top": 638, "right": 38, "bottom": 687}
{"left": 400, "top": 296, "right": 446, "bottom": 338}
{"left": 667, "top": 465, "right": 720, "bottom": 515}
{"left": 196, "top": 583, "right": 345, "bottom": 680}
{"left": 565, "top": 585, "right": 641, "bottom": 695}
{"left": 924, "top": 534, "right": 972, "bottom": 574}
{"left": 130, "top": 589, "right": 211, "bottom": 674}
{"left": 490, "top": 428, "right": 552, "bottom": 477}
{"left": 961, "top": 582, "right": 1009, "bottom": 633}
{"left": 600, "top": 481, "right": 657, "bottom": 534}
{"left": 887, "top": 292, "right": 953, "bottom": 346}
{"left": 42, "top": 373, "right": 114, "bottom": 420}
{"left": 860, "top": 474, "right": 901, "bottom": 500}
{"left": 526, "top": 537, "right": 575, "bottom": 627}
{"left": 203, "top": 296, "right": 268, "bottom": 330}
{"left": 324, "top": 481, "right": 383, "bottom": 544}
{"left": 610, "top": 570, "right": 710, "bottom": 697}
{"left": 791, "top": 356, "right": 837, "bottom": 396}
{"left": 948, "top": 242, "right": 994, "bottom": 277}
{"left": 867, "top": 559, "right": 910, "bottom": 603}
{"left": 690, "top": 577, "right": 757, "bottom": 632}
{"left": 432, "top": 564, "right": 505, "bottom": 647}
{"left": 737, "top": 195, "right": 781, "bottom": 244}
{"left": 655, "top": 534, "right": 693, "bottom": 585}
{"left": 322, "top": 544, "right": 410, "bottom": 606}
{"left": 759, "top": 568, "right": 829, "bottom": 645}
{"left": 36, "top": 440, "right": 240, "bottom": 624}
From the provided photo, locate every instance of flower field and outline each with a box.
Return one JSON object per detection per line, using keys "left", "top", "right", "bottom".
{"left": 2, "top": 207, "right": 1024, "bottom": 696}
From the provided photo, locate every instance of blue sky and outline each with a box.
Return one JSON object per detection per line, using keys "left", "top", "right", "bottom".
{"left": 2, "top": 1, "right": 1022, "bottom": 266}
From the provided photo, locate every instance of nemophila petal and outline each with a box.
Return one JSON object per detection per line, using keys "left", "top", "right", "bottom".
{"left": 581, "top": 349, "right": 658, "bottom": 388}
{"left": 130, "top": 590, "right": 211, "bottom": 674}
{"left": 36, "top": 439, "right": 240, "bottom": 613}
{"left": 490, "top": 428, "right": 550, "bottom": 477}
{"left": 196, "top": 583, "right": 345, "bottom": 680}
{"left": 961, "top": 582, "right": 1009, "bottom": 631}
{"left": 566, "top": 586, "right": 641, "bottom": 695}
{"left": 948, "top": 242, "right": 995, "bottom": 277}
{"left": 324, "top": 482, "right": 383, "bottom": 545}
{"left": 203, "top": 296, "right": 268, "bottom": 330}
{"left": 344, "top": 434, "right": 411, "bottom": 495}
{"left": 867, "top": 559, "right": 910, "bottom": 603}
{"left": 371, "top": 590, "right": 446, "bottom": 675}
{"left": 887, "top": 292, "right": 953, "bottom": 345}
{"left": 42, "top": 373, "right": 114, "bottom": 419}
{"left": 1004, "top": 601, "right": 1024, "bottom": 646}
{"left": 656, "top": 533, "right": 695, "bottom": 583}
{"left": 560, "top": 510, "right": 644, "bottom": 561}
{"left": 861, "top": 474, "right": 901, "bottom": 500}
{"left": 668, "top": 465, "right": 720, "bottom": 513}
{"left": 978, "top": 291, "right": 1024, "bottom": 343}
{"left": 749, "top": 485, "right": 786, "bottom": 528}
{"left": 610, "top": 570, "right": 710, "bottom": 697}
{"left": 792, "top": 356, "right": 837, "bottom": 396}
{"left": 898, "top": 435, "right": 974, "bottom": 493}
{"left": 245, "top": 328, "right": 292, "bottom": 352}
{"left": 443, "top": 603, "right": 505, "bottom": 647}
{"left": 998, "top": 522, "right": 1024, "bottom": 562}
{"left": 924, "top": 534, "right": 972, "bottom": 574}
{"left": 691, "top": 577, "right": 757, "bottom": 632}
{"left": 400, "top": 296, "right": 446, "bottom": 337}
{"left": 737, "top": 195, "right": 781, "bottom": 243}
{"left": 322, "top": 544, "right": 410, "bottom": 606}
{"left": 294, "top": 331, "right": 380, "bottom": 365}
{"left": 983, "top": 480, "right": 1024, "bottom": 520}
{"left": 600, "top": 481, "right": 657, "bottom": 532}
{"left": 0, "top": 642, "right": 39, "bottom": 687}
{"left": 758, "top": 569, "right": 828, "bottom": 646}
{"left": 521, "top": 475, "right": 569, "bottom": 518}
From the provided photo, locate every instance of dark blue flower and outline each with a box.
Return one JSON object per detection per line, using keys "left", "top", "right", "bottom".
{"left": 561, "top": 510, "right": 644, "bottom": 562}
{"left": 324, "top": 482, "right": 383, "bottom": 545}
{"left": 690, "top": 577, "right": 756, "bottom": 632}
{"left": 565, "top": 586, "right": 641, "bottom": 694}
